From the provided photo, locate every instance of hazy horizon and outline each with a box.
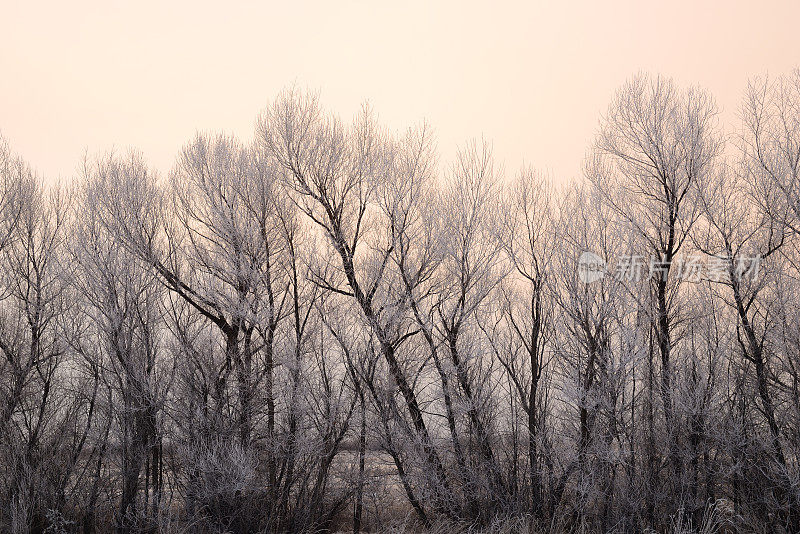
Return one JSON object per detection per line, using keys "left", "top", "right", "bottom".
{"left": 2, "top": 0, "right": 799, "bottom": 183}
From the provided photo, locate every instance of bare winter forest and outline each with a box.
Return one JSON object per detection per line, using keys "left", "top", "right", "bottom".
{"left": 2, "top": 71, "right": 800, "bottom": 533}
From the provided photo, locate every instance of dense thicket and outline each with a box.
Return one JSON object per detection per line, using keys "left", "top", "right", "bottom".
{"left": 2, "top": 72, "right": 800, "bottom": 533}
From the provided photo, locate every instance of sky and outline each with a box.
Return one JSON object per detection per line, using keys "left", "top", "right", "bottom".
{"left": 1, "top": 1, "right": 799, "bottom": 184}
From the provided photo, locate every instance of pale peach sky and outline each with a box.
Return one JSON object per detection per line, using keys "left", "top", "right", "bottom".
{"left": 1, "top": 1, "right": 799, "bottom": 183}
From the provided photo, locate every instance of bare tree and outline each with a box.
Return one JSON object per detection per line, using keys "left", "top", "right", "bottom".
{"left": 590, "top": 74, "right": 720, "bottom": 507}
{"left": 88, "top": 139, "right": 287, "bottom": 529}
{"left": 493, "top": 167, "right": 555, "bottom": 517}
{"left": 742, "top": 70, "right": 800, "bottom": 245}
{"left": 0, "top": 170, "right": 80, "bottom": 533}
{"left": 259, "top": 90, "right": 456, "bottom": 519}
{"left": 696, "top": 155, "right": 798, "bottom": 529}
{"left": 76, "top": 154, "right": 172, "bottom": 532}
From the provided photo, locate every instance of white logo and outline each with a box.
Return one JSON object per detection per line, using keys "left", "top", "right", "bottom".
{"left": 578, "top": 251, "right": 606, "bottom": 283}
